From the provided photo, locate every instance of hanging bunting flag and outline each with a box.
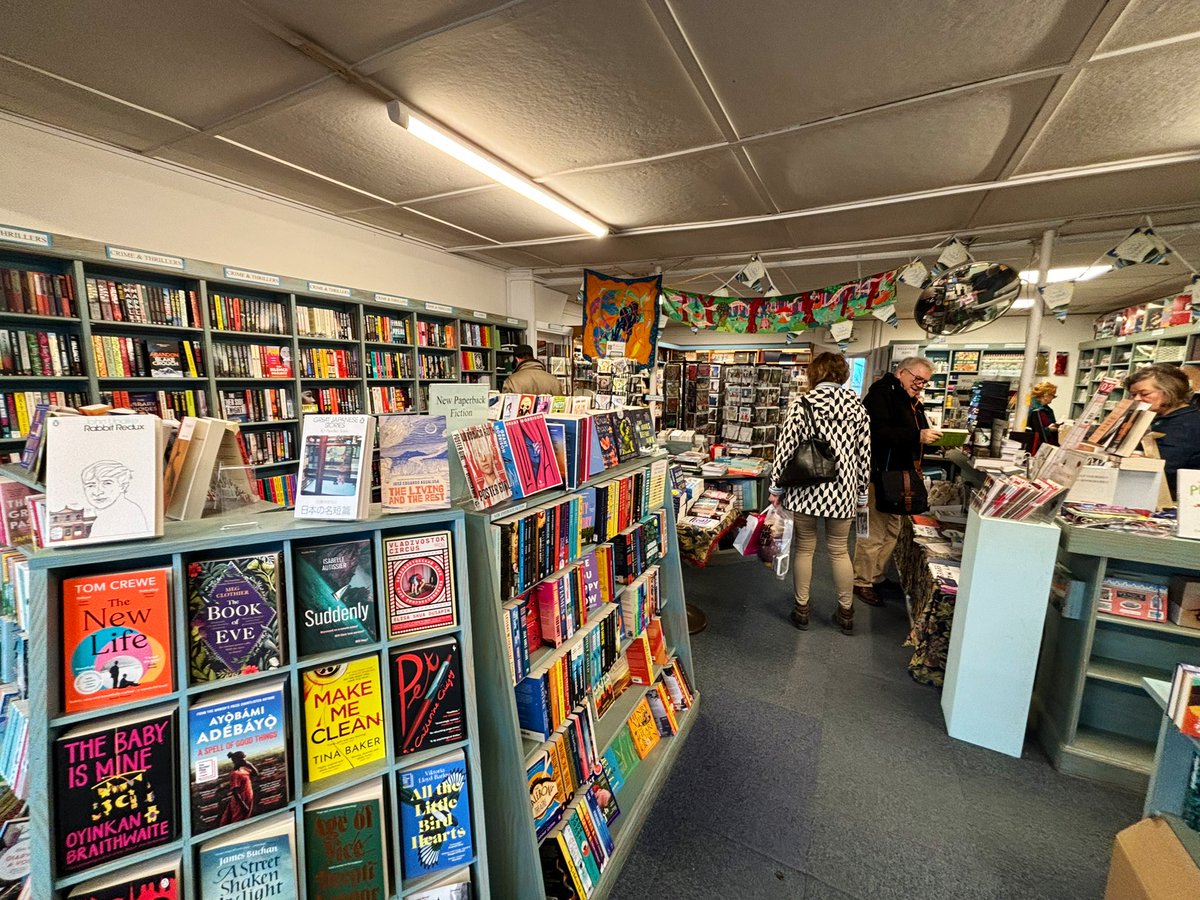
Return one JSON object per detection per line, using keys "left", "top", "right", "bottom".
{"left": 871, "top": 302, "right": 899, "bottom": 327}
{"left": 829, "top": 319, "right": 853, "bottom": 350}
{"left": 733, "top": 255, "right": 768, "bottom": 293}
{"left": 900, "top": 260, "right": 929, "bottom": 288}
{"left": 764, "top": 284, "right": 782, "bottom": 297}
{"left": 661, "top": 269, "right": 899, "bottom": 334}
{"left": 932, "top": 239, "right": 970, "bottom": 276}
{"left": 1039, "top": 281, "right": 1074, "bottom": 310}
{"left": 582, "top": 270, "right": 662, "bottom": 366}
{"left": 1106, "top": 226, "right": 1170, "bottom": 269}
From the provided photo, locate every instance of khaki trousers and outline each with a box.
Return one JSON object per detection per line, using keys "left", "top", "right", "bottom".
{"left": 852, "top": 483, "right": 903, "bottom": 588}
{"left": 792, "top": 515, "right": 854, "bottom": 611}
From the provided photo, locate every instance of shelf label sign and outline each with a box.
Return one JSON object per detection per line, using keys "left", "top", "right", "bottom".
{"left": 506, "top": 317, "right": 519, "bottom": 325}
{"left": 308, "top": 281, "right": 351, "bottom": 298}
{"left": 374, "top": 293, "right": 410, "bottom": 307}
{"left": 428, "top": 384, "right": 489, "bottom": 427}
{"left": 106, "top": 245, "right": 185, "bottom": 270}
{"left": 492, "top": 502, "right": 526, "bottom": 521}
{"left": 224, "top": 266, "right": 281, "bottom": 286}
{"left": 0, "top": 224, "right": 51, "bottom": 247}
{"left": 472, "top": 311, "right": 488, "bottom": 319}
{"left": 425, "top": 302, "right": 455, "bottom": 314}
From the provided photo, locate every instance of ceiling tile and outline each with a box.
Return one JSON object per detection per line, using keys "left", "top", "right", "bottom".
{"left": 783, "top": 196, "right": 982, "bottom": 247}
{"left": 1096, "top": 0, "right": 1200, "bottom": 53}
{"left": 542, "top": 148, "right": 773, "bottom": 229}
{"left": 406, "top": 189, "right": 587, "bottom": 244}
{"left": 745, "top": 78, "right": 1056, "bottom": 210}
{"left": 217, "top": 81, "right": 491, "bottom": 202}
{"left": 0, "top": 58, "right": 193, "bottom": 151}
{"left": 971, "top": 162, "right": 1200, "bottom": 225}
{"left": 368, "top": 0, "right": 724, "bottom": 176}
{"left": 343, "top": 205, "right": 495, "bottom": 247}
{"left": 468, "top": 247, "right": 563, "bottom": 268}
{"left": 1015, "top": 42, "right": 1200, "bottom": 172}
{"left": 153, "top": 134, "right": 380, "bottom": 213}
{"left": 245, "top": 0, "right": 509, "bottom": 64}
{"left": 672, "top": 0, "right": 1106, "bottom": 135}
{"left": 0, "top": 0, "right": 331, "bottom": 127}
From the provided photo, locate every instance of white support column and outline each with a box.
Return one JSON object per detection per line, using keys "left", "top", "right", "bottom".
{"left": 1015, "top": 228, "right": 1055, "bottom": 431}
{"left": 505, "top": 268, "right": 536, "bottom": 336}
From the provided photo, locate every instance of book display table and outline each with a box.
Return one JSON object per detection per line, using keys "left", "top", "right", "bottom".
{"left": 895, "top": 515, "right": 967, "bottom": 686}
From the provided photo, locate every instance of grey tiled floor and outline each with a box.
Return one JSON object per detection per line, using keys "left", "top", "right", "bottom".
{"left": 610, "top": 549, "right": 1141, "bottom": 899}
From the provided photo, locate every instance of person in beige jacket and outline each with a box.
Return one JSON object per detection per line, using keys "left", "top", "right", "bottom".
{"left": 502, "top": 345, "right": 564, "bottom": 394}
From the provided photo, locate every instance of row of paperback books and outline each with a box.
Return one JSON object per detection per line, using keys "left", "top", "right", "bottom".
{"left": 0, "top": 265, "right": 74, "bottom": 317}
{"left": 91, "top": 334, "right": 204, "bottom": 378}
{"left": 365, "top": 312, "right": 412, "bottom": 344}
{"left": 296, "top": 304, "right": 354, "bottom": 340}
{"left": 208, "top": 291, "right": 288, "bottom": 335}
{"left": 0, "top": 390, "right": 87, "bottom": 439}
{"left": 537, "top": 655, "right": 695, "bottom": 898}
{"left": 0, "top": 327, "right": 82, "bottom": 376}
{"left": 84, "top": 276, "right": 201, "bottom": 327}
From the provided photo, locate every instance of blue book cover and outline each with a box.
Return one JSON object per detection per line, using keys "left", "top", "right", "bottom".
{"left": 546, "top": 422, "right": 572, "bottom": 489}
{"left": 579, "top": 488, "right": 597, "bottom": 544}
{"left": 527, "top": 750, "right": 563, "bottom": 842}
{"left": 198, "top": 812, "right": 297, "bottom": 900}
{"left": 491, "top": 420, "right": 526, "bottom": 499}
{"left": 188, "top": 680, "right": 290, "bottom": 834}
{"left": 378, "top": 413, "right": 452, "bottom": 512}
{"left": 398, "top": 750, "right": 474, "bottom": 879}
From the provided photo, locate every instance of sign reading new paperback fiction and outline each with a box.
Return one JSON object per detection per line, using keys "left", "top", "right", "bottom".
{"left": 428, "top": 384, "right": 490, "bottom": 505}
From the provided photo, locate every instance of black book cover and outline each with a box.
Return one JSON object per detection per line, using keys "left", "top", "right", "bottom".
{"left": 392, "top": 637, "right": 466, "bottom": 756}
{"left": 54, "top": 707, "right": 178, "bottom": 875}
{"left": 294, "top": 539, "right": 379, "bottom": 657}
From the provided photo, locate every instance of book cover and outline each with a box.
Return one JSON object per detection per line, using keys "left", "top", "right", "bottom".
{"left": 295, "top": 415, "right": 375, "bottom": 521}
{"left": 450, "top": 422, "right": 512, "bottom": 510}
{"left": 379, "top": 414, "right": 452, "bottom": 513}
{"left": 45, "top": 414, "right": 161, "bottom": 547}
{"left": 398, "top": 750, "right": 473, "bottom": 879}
{"left": 392, "top": 637, "right": 466, "bottom": 756}
{"left": 187, "top": 553, "right": 283, "bottom": 684}
{"left": 625, "top": 407, "right": 656, "bottom": 455}
{"left": 546, "top": 422, "right": 570, "bottom": 490}
{"left": 66, "top": 853, "right": 181, "bottom": 899}
{"left": 160, "top": 415, "right": 197, "bottom": 513}
{"left": 302, "top": 656, "right": 386, "bottom": 783}
{"left": 612, "top": 411, "right": 639, "bottom": 462}
{"left": 0, "top": 477, "right": 34, "bottom": 546}
{"left": 625, "top": 696, "right": 660, "bottom": 759}
{"left": 303, "top": 779, "right": 389, "bottom": 900}
{"left": 405, "top": 870, "right": 472, "bottom": 900}
{"left": 497, "top": 415, "right": 564, "bottom": 498}
{"left": 591, "top": 413, "right": 620, "bottom": 469}
{"left": 197, "top": 812, "right": 296, "bottom": 900}
{"left": 383, "top": 531, "right": 457, "bottom": 639}
{"left": 294, "top": 539, "right": 378, "bottom": 657}
{"left": 527, "top": 750, "right": 563, "bottom": 841}
{"left": 54, "top": 706, "right": 178, "bottom": 874}
{"left": 62, "top": 567, "right": 173, "bottom": 714}
{"left": 146, "top": 340, "right": 182, "bottom": 378}
{"left": 589, "top": 768, "right": 620, "bottom": 826}
{"left": 188, "top": 680, "right": 290, "bottom": 834}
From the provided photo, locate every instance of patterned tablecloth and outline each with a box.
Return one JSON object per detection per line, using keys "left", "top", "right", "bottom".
{"left": 895, "top": 515, "right": 964, "bottom": 686}
{"left": 676, "top": 490, "right": 742, "bottom": 567}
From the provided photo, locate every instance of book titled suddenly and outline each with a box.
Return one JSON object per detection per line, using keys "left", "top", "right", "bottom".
{"left": 44, "top": 414, "right": 163, "bottom": 547}
{"left": 295, "top": 414, "right": 375, "bottom": 521}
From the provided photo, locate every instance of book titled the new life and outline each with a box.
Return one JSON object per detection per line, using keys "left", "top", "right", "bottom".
{"left": 295, "top": 415, "right": 375, "bottom": 521}
{"left": 45, "top": 414, "right": 164, "bottom": 548}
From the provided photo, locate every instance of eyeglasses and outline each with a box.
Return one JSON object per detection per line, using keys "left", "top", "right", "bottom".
{"left": 900, "top": 368, "right": 928, "bottom": 387}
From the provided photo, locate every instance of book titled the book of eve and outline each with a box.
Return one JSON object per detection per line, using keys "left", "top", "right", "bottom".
{"left": 295, "top": 414, "right": 375, "bottom": 521}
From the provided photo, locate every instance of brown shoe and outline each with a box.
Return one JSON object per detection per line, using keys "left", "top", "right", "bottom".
{"left": 833, "top": 606, "right": 854, "bottom": 635}
{"left": 854, "top": 585, "right": 883, "bottom": 607}
{"left": 790, "top": 605, "right": 810, "bottom": 631}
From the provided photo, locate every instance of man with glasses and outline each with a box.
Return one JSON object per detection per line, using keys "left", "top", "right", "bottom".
{"left": 852, "top": 356, "right": 941, "bottom": 606}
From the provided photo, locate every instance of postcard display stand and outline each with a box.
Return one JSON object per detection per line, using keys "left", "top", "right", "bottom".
{"left": 20, "top": 506, "right": 490, "bottom": 898}
{"left": 462, "top": 456, "right": 699, "bottom": 900}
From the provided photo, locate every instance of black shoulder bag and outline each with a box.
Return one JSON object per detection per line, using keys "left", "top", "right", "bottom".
{"left": 876, "top": 450, "right": 929, "bottom": 515}
{"left": 774, "top": 397, "right": 839, "bottom": 489}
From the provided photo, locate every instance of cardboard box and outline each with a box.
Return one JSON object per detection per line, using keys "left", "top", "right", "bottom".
{"left": 1105, "top": 817, "right": 1200, "bottom": 899}
{"left": 1100, "top": 577, "right": 1167, "bottom": 623}
{"left": 1168, "top": 576, "right": 1200, "bottom": 630}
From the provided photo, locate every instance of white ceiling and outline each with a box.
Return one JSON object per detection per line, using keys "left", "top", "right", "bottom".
{"left": 1, "top": 0, "right": 1199, "bottom": 316}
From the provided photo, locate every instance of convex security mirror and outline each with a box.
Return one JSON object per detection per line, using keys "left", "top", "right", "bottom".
{"left": 915, "top": 261, "right": 1021, "bottom": 335}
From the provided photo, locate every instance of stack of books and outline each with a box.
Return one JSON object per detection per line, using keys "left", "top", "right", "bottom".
{"left": 971, "top": 473, "right": 1068, "bottom": 522}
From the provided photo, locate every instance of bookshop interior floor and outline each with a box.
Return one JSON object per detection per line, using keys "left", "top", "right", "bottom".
{"left": 611, "top": 546, "right": 1142, "bottom": 900}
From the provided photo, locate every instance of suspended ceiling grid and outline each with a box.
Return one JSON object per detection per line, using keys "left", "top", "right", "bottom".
{"left": 0, "top": 0, "right": 1198, "bottom": 315}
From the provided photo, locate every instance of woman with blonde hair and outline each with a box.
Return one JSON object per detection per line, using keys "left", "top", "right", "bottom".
{"left": 769, "top": 352, "right": 871, "bottom": 634}
{"left": 1028, "top": 381, "right": 1059, "bottom": 455}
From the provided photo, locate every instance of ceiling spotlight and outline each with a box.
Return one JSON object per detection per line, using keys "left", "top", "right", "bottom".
{"left": 387, "top": 100, "right": 609, "bottom": 238}
{"left": 1017, "top": 265, "right": 1110, "bottom": 284}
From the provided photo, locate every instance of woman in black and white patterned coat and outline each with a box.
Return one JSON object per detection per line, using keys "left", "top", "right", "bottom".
{"left": 769, "top": 352, "right": 871, "bottom": 634}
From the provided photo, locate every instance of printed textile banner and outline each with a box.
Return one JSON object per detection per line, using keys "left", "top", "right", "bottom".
{"left": 662, "top": 269, "right": 899, "bottom": 334}
{"left": 583, "top": 270, "right": 662, "bottom": 366}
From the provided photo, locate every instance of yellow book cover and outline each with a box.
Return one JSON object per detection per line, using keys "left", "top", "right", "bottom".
{"left": 626, "top": 696, "right": 661, "bottom": 759}
{"left": 303, "top": 655, "right": 387, "bottom": 782}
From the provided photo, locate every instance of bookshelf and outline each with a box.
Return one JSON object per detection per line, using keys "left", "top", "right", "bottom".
{"left": 18, "top": 501, "right": 492, "bottom": 898}
{"left": 460, "top": 455, "right": 698, "bottom": 899}
{"left": 0, "top": 228, "right": 526, "bottom": 505}
{"left": 1070, "top": 322, "right": 1200, "bottom": 418}
{"left": 1034, "top": 524, "right": 1200, "bottom": 791}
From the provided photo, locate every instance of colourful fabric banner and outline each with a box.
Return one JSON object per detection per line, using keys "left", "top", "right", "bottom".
{"left": 582, "top": 270, "right": 662, "bottom": 365}
{"left": 662, "top": 269, "right": 899, "bottom": 333}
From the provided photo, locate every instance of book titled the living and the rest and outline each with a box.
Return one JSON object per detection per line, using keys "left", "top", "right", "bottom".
{"left": 187, "top": 552, "right": 283, "bottom": 683}
{"left": 54, "top": 705, "right": 178, "bottom": 875}
{"left": 383, "top": 531, "right": 457, "bottom": 639}
{"left": 378, "top": 413, "right": 452, "bottom": 513}
{"left": 295, "top": 414, "right": 375, "bottom": 521}
{"left": 398, "top": 749, "right": 474, "bottom": 880}
{"left": 294, "top": 539, "right": 378, "bottom": 657}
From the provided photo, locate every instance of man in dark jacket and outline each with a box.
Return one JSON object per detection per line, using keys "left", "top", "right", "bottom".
{"left": 852, "top": 357, "right": 941, "bottom": 606}
{"left": 502, "top": 345, "right": 563, "bottom": 395}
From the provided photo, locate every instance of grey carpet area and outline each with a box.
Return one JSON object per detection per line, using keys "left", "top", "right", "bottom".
{"left": 610, "top": 548, "right": 1143, "bottom": 900}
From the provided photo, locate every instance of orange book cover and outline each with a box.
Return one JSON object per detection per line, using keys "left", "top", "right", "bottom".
{"left": 627, "top": 634, "right": 653, "bottom": 686}
{"left": 626, "top": 696, "right": 661, "bottom": 759}
{"left": 61, "top": 566, "right": 173, "bottom": 713}
{"left": 646, "top": 617, "right": 669, "bottom": 665}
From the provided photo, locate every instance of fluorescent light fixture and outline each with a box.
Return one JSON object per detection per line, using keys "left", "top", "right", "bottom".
{"left": 387, "top": 100, "right": 609, "bottom": 239}
{"left": 1013, "top": 297, "right": 1035, "bottom": 310}
{"left": 1017, "top": 265, "right": 1110, "bottom": 284}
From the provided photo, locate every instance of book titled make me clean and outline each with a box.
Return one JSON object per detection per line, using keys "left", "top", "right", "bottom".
{"left": 302, "top": 656, "right": 386, "bottom": 783}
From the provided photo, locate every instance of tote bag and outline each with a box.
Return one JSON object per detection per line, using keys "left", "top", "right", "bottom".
{"left": 774, "top": 398, "right": 838, "bottom": 489}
